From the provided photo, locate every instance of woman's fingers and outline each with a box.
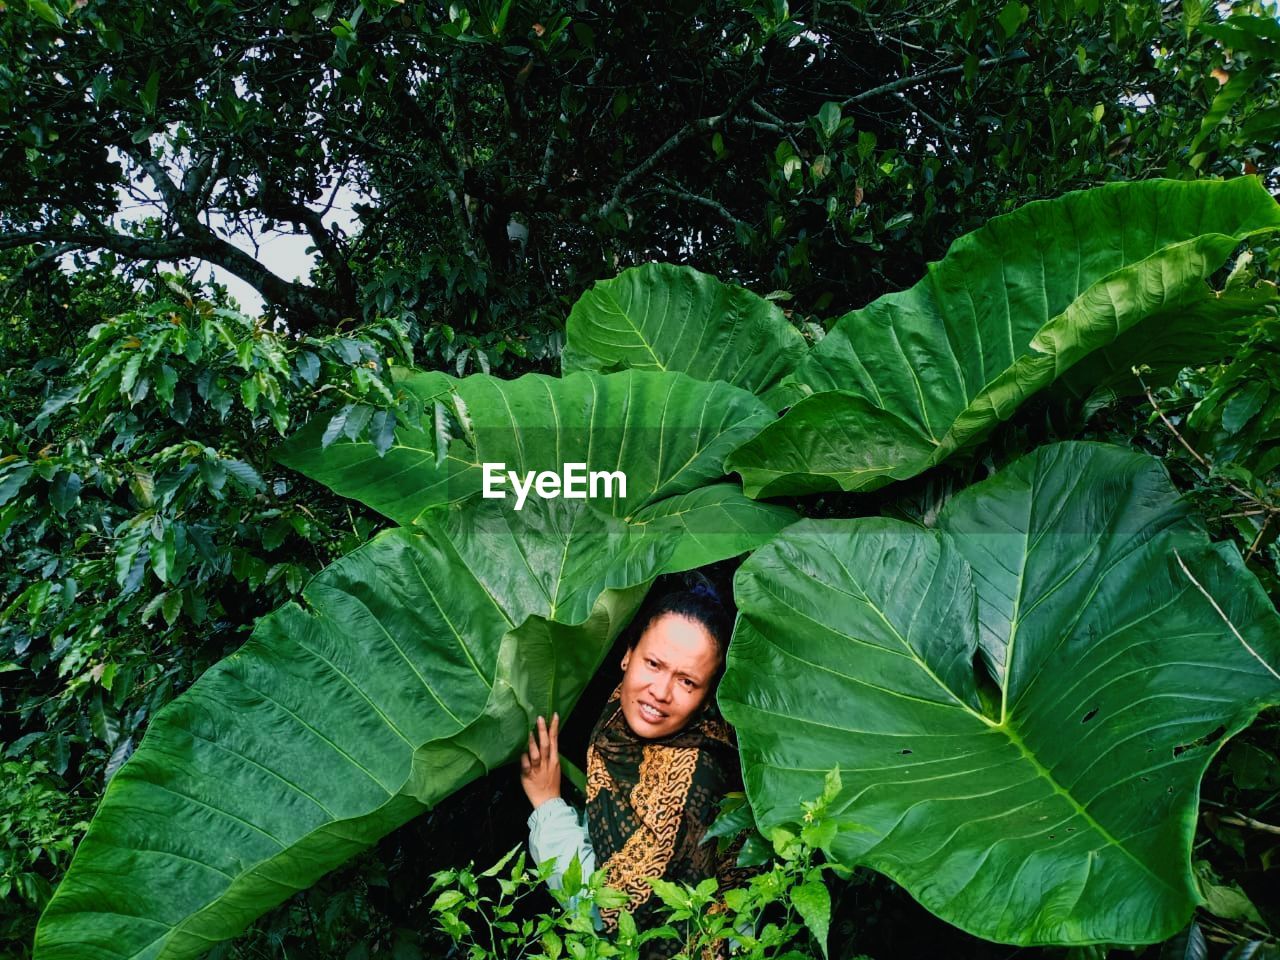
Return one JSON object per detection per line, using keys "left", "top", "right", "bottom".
{"left": 526, "top": 714, "right": 561, "bottom": 770}
{"left": 520, "top": 715, "right": 562, "bottom": 810}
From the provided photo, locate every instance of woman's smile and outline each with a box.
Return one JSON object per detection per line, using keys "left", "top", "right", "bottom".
{"left": 637, "top": 701, "right": 668, "bottom": 723}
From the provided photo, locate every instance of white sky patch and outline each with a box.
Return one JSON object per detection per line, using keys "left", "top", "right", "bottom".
{"left": 75, "top": 135, "right": 368, "bottom": 317}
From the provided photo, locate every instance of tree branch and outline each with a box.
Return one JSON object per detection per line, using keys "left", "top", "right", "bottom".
{"left": 0, "top": 228, "right": 196, "bottom": 259}
{"left": 255, "top": 193, "right": 357, "bottom": 313}
{"left": 651, "top": 184, "right": 746, "bottom": 229}
{"left": 0, "top": 242, "right": 78, "bottom": 318}
{"left": 841, "top": 52, "right": 1029, "bottom": 108}
{"left": 128, "top": 146, "right": 193, "bottom": 227}
{"left": 731, "top": 116, "right": 789, "bottom": 134}
{"left": 181, "top": 148, "right": 217, "bottom": 200}
{"left": 0, "top": 226, "right": 343, "bottom": 329}
{"left": 598, "top": 79, "right": 759, "bottom": 221}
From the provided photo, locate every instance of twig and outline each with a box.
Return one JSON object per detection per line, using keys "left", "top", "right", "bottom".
{"left": 1220, "top": 812, "right": 1280, "bottom": 836}
{"left": 652, "top": 184, "right": 746, "bottom": 228}
{"left": 749, "top": 99, "right": 789, "bottom": 127}
{"left": 598, "top": 80, "right": 758, "bottom": 220}
{"left": 895, "top": 91, "right": 959, "bottom": 146}
{"left": 840, "top": 52, "right": 1030, "bottom": 109}
{"left": 731, "top": 116, "right": 789, "bottom": 134}
{"left": 1174, "top": 549, "right": 1280, "bottom": 683}
{"left": 1140, "top": 376, "right": 1214, "bottom": 470}
{"left": 1203, "top": 798, "right": 1280, "bottom": 835}
{"left": 1138, "top": 374, "right": 1262, "bottom": 507}
{"left": 1196, "top": 916, "right": 1245, "bottom": 941}
{"left": 1245, "top": 512, "right": 1273, "bottom": 564}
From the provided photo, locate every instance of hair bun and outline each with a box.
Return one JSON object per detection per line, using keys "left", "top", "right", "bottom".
{"left": 689, "top": 578, "right": 722, "bottom": 604}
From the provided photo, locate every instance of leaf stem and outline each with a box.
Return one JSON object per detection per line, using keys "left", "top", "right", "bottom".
{"left": 1244, "top": 511, "right": 1273, "bottom": 564}
{"left": 1220, "top": 813, "right": 1280, "bottom": 836}
{"left": 1202, "top": 799, "right": 1280, "bottom": 834}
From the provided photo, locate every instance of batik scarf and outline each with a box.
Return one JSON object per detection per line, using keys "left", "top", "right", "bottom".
{"left": 584, "top": 685, "right": 746, "bottom": 958}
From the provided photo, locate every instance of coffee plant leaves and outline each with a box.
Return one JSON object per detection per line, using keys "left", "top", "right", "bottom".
{"left": 719, "top": 442, "right": 1280, "bottom": 945}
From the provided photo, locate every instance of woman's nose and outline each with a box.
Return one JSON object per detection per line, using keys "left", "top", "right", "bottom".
{"left": 651, "top": 675, "right": 673, "bottom": 702}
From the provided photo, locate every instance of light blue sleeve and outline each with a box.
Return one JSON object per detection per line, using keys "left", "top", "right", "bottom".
{"left": 527, "top": 798, "right": 602, "bottom": 930}
{"left": 526, "top": 797, "right": 596, "bottom": 889}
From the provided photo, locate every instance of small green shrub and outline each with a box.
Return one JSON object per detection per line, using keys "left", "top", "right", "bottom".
{"left": 0, "top": 759, "right": 88, "bottom": 936}
{"left": 428, "top": 773, "right": 856, "bottom": 960}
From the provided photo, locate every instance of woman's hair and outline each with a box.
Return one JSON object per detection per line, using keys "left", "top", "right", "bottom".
{"left": 626, "top": 571, "right": 734, "bottom": 667}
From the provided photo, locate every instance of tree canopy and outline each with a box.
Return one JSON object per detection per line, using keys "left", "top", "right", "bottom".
{"left": 6, "top": 0, "right": 1277, "bottom": 352}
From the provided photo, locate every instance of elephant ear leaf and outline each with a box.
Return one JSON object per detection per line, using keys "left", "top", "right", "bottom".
{"left": 1050, "top": 281, "right": 1280, "bottom": 417}
{"left": 275, "top": 367, "right": 776, "bottom": 527}
{"left": 728, "top": 178, "right": 1280, "bottom": 497}
{"left": 34, "top": 495, "right": 690, "bottom": 960}
{"left": 561, "top": 262, "right": 808, "bottom": 396}
{"left": 626, "top": 483, "right": 800, "bottom": 575}
{"left": 720, "top": 442, "right": 1280, "bottom": 946}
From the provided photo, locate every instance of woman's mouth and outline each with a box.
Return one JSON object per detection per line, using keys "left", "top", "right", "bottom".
{"left": 638, "top": 701, "right": 667, "bottom": 723}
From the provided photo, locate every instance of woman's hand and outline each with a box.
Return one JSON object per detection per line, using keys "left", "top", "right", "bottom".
{"left": 520, "top": 713, "right": 561, "bottom": 809}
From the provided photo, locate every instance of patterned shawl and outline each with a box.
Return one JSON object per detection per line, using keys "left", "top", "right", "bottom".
{"left": 584, "top": 685, "right": 747, "bottom": 957}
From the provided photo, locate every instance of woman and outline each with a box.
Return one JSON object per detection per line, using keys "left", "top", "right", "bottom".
{"left": 520, "top": 577, "right": 746, "bottom": 954}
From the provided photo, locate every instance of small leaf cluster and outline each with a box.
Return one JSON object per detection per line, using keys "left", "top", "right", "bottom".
{"left": 0, "top": 758, "right": 88, "bottom": 911}
{"left": 428, "top": 771, "right": 858, "bottom": 960}
{"left": 1133, "top": 297, "right": 1280, "bottom": 600}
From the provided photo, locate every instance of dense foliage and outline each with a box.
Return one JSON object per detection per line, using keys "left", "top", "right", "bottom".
{"left": 0, "top": 279, "right": 405, "bottom": 944}
{"left": 4, "top": 0, "right": 1280, "bottom": 958}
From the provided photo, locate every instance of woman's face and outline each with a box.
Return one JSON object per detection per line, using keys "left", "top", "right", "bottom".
{"left": 618, "top": 613, "right": 720, "bottom": 739}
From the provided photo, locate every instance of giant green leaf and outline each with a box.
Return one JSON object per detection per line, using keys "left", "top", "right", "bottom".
{"left": 1051, "top": 283, "right": 1280, "bottom": 417}
{"left": 561, "top": 262, "right": 808, "bottom": 396}
{"left": 37, "top": 361, "right": 801, "bottom": 958}
{"left": 720, "top": 442, "right": 1280, "bottom": 945}
{"left": 627, "top": 483, "right": 799, "bottom": 574}
{"left": 727, "top": 178, "right": 1280, "bottom": 497}
{"left": 276, "top": 366, "right": 794, "bottom": 573}
{"left": 35, "top": 496, "right": 684, "bottom": 960}
{"left": 276, "top": 367, "right": 777, "bottom": 528}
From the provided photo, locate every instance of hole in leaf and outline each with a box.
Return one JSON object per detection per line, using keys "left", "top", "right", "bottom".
{"left": 1081, "top": 707, "right": 1099, "bottom": 723}
{"left": 1172, "top": 725, "right": 1227, "bottom": 758}
{"left": 1066, "top": 827, "right": 1075, "bottom": 832}
{"left": 899, "top": 749, "right": 913, "bottom": 755}
{"left": 1048, "top": 834, "right": 1056, "bottom": 839}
